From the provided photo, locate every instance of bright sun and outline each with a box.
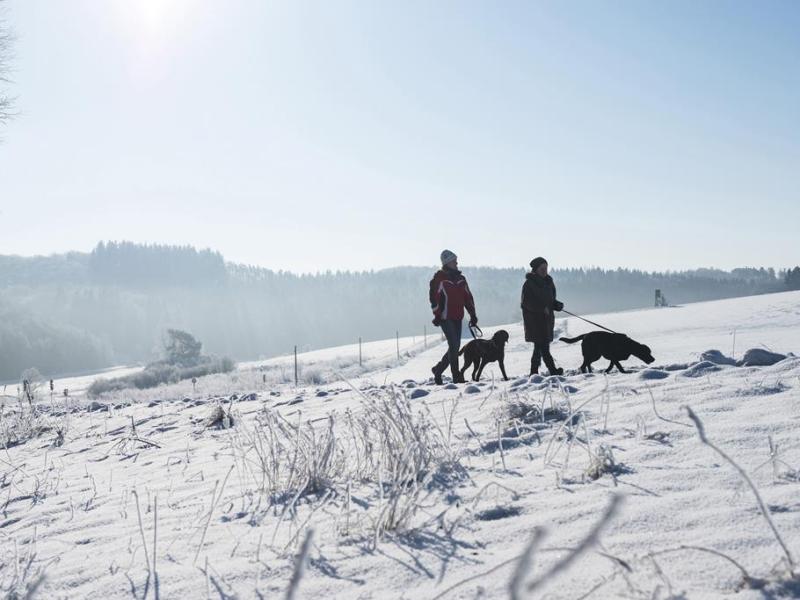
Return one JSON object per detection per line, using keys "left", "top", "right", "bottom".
{"left": 139, "top": 0, "right": 177, "bottom": 35}
{"left": 115, "top": 0, "right": 186, "bottom": 40}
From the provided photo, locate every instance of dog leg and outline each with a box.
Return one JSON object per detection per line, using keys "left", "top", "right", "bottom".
{"left": 614, "top": 360, "right": 627, "bottom": 373}
{"left": 498, "top": 360, "right": 509, "bottom": 381}
{"left": 474, "top": 358, "right": 486, "bottom": 381}
{"left": 460, "top": 354, "right": 473, "bottom": 380}
{"left": 605, "top": 361, "right": 615, "bottom": 374}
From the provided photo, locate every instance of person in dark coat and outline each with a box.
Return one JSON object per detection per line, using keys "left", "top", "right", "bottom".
{"left": 521, "top": 257, "right": 564, "bottom": 376}
{"left": 430, "top": 249, "right": 478, "bottom": 385}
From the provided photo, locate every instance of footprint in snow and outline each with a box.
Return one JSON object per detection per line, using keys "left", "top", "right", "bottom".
{"left": 640, "top": 369, "right": 670, "bottom": 380}
{"left": 663, "top": 363, "right": 690, "bottom": 372}
{"left": 475, "top": 505, "right": 523, "bottom": 521}
{"left": 86, "top": 401, "right": 107, "bottom": 413}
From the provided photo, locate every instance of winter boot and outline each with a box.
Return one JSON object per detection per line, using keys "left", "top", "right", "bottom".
{"left": 530, "top": 357, "right": 540, "bottom": 377}
{"left": 431, "top": 366, "right": 444, "bottom": 385}
{"left": 542, "top": 353, "right": 562, "bottom": 377}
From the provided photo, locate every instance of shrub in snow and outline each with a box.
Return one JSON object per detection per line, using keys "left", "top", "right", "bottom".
{"left": 700, "top": 349, "right": 737, "bottom": 366}
{"left": 204, "top": 401, "right": 235, "bottom": 429}
{"left": 738, "top": 348, "right": 787, "bottom": 367}
{"left": 88, "top": 356, "right": 235, "bottom": 397}
{"left": 585, "top": 444, "right": 632, "bottom": 480}
{"left": 639, "top": 369, "right": 669, "bottom": 380}
{"left": 236, "top": 410, "right": 345, "bottom": 503}
{"left": 680, "top": 361, "right": 722, "bottom": 378}
{"left": 301, "top": 367, "right": 326, "bottom": 385}
{"left": 0, "top": 401, "right": 69, "bottom": 449}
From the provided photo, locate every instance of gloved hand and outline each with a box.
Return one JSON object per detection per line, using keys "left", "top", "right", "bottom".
{"left": 469, "top": 316, "right": 478, "bottom": 327}
{"left": 432, "top": 317, "right": 442, "bottom": 327}
{"left": 553, "top": 300, "right": 564, "bottom": 312}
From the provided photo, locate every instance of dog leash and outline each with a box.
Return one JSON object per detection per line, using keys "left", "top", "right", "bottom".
{"left": 561, "top": 310, "right": 618, "bottom": 334}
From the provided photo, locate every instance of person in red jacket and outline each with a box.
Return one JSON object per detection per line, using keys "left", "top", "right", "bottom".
{"left": 430, "top": 250, "right": 478, "bottom": 384}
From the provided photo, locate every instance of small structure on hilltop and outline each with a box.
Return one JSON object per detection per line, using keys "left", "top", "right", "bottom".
{"left": 655, "top": 289, "right": 669, "bottom": 307}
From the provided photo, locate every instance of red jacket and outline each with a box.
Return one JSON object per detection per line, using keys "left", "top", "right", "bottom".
{"left": 429, "top": 268, "right": 477, "bottom": 322}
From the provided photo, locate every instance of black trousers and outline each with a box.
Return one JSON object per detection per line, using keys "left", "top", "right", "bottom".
{"left": 531, "top": 341, "right": 557, "bottom": 374}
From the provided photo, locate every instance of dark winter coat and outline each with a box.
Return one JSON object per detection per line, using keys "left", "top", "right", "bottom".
{"left": 521, "top": 273, "right": 563, "bottom": 344}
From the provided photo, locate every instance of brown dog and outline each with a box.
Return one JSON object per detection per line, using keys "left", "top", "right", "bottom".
{"left": 459, "top": 330, "right": 510, "bottom": 381}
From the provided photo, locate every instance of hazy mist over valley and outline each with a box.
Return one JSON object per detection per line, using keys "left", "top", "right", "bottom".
{"left": 1, "top": 241, "right": 793, "bottom": 381}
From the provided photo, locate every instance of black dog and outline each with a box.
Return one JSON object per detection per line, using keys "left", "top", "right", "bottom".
{"left": 459, "top": 330, "right": 510, "bottom": 381}
{"left": 560, "top": 332, "right": 654, "bottom": 373}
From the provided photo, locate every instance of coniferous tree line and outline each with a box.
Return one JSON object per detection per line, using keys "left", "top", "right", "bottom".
{"left": 786, "top": 267, "right": 800, "bottom": 291}
{"left": 0, "top": 241, "right": 796, "bottom": 381}
{"left": 89, "top": 241, "right": 227, "bottom": 286}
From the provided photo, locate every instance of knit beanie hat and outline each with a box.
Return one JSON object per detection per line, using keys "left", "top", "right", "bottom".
{"left": 440, "top": 249, "right": 457, "bottom": 266}
{"left": 530, "top": 256, "right": 548, "bottom": 272}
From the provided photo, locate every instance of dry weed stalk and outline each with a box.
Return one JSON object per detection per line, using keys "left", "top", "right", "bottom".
{"left": 685, "top": 405, "right": 797, "bottom": 580}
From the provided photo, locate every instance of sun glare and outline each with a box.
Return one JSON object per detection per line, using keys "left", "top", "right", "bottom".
{"left": 140, "top": 0, "right": 172, "bottom": 32}
{"left": 115, "top": 0, "right": 186, "bottom": 40}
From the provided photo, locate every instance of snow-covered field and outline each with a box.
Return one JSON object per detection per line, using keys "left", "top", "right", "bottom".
{"left": 2, "top": 291, "right": 800, "bottom": 598}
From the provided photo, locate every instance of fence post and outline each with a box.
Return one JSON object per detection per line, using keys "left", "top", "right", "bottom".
{"left": 359, "top": 337, "right": 362, "bottom": 366}
{"left": 294, "top": 345, "right": 298, "bottom": 386}
{"left": 396, "top": 331, "right": 400, "bottom": 360}
{"left": 424, "top": 325, "right": 427, "bottom": 349}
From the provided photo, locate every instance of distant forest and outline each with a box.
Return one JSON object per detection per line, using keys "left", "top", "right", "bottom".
{"left": 1, "top": 241, "right": 796, "bottom": 381}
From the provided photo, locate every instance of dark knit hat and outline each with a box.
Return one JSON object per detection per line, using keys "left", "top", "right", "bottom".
{"left": 530, "top": 257, "right": 548, "bottom": 272}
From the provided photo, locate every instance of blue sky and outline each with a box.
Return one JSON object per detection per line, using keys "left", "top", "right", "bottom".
{"left": 0, "top": 1, "right": 798, "bottom": 273}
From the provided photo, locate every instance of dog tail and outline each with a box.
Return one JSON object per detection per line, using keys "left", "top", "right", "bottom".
{"left": 559, "top": 334, "right": 587, "bottom": 344}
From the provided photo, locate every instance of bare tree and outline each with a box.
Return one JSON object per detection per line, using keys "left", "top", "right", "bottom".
{"left": 0, "top": 0, "right": 14, "bottom": 126}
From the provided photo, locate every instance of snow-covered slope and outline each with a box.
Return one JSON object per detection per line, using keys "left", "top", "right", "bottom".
{"left": 2, "top": 291, "right": 800, "bottom": 598}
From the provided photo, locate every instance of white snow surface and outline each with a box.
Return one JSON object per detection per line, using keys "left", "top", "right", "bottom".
{"left": 2, "top": 291, "right": 800, "bottom": 598}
